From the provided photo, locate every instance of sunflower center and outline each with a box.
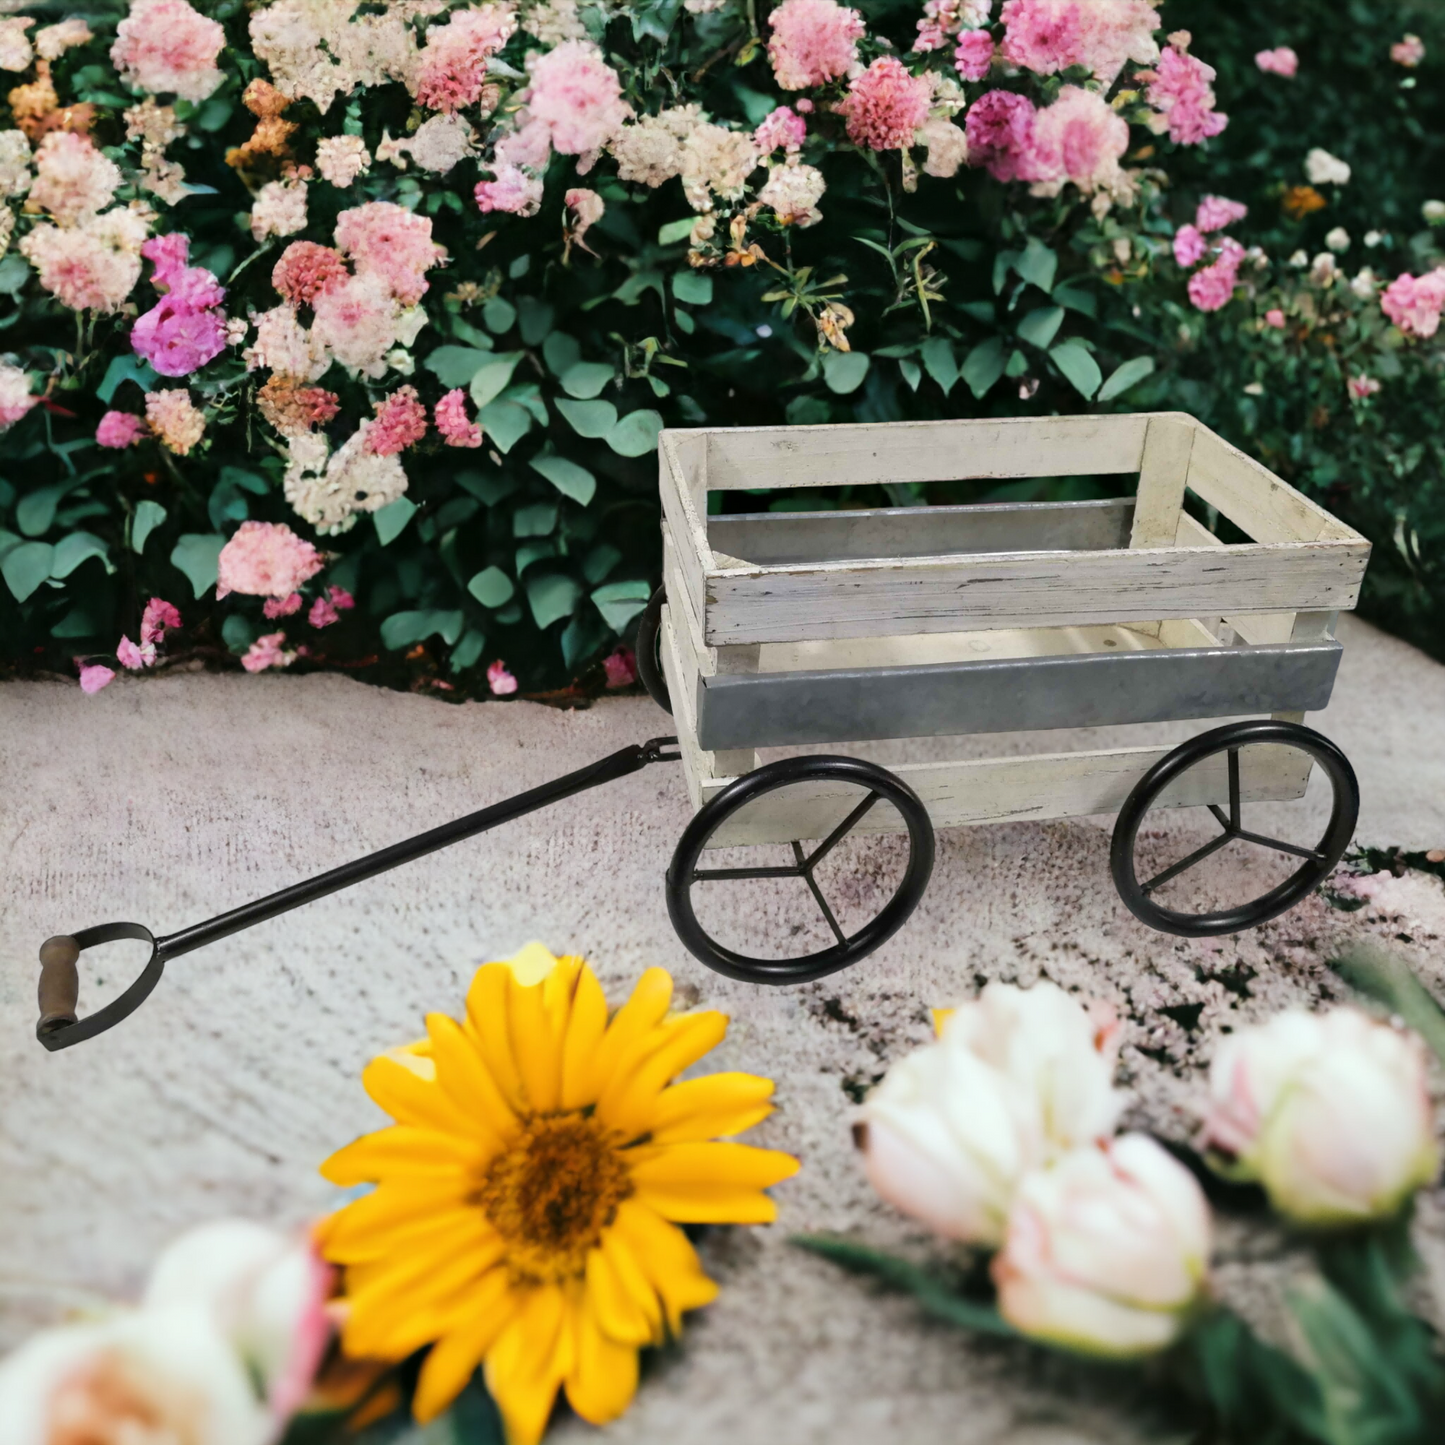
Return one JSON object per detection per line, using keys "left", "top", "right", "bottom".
{"left": 476, "top": 1114, "right": 633, "bottom": 1283}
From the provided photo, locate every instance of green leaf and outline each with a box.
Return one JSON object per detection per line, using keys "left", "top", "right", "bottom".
{"left": 658, "top": 218, "right": 695, "bottom": 245}
{"left": 1331, "top": 944, "right": 1445, "bottom": 1067}
{"left": 556, "top": 398, "right": 618, "bottom": 439}
{"left": 513, "top": 503, "right": 557, "bottom": 538}
{"left": 562, "top": 609, "right": 612, "bottom": 670}
{"left": 380, "top": 609, "right": 465, "bottom": 650}
{"left": 530, "top": 455, "right": 596, "bottom": 506}
{"left": 1017, "top": 306, "right": 1065, "bottom": 350}
{"left": 822, "top": 351, "right": 870, "bottom": 395}
{"left": 455, "top": 469, "right": 518, "bottom": 507}
{"left": 1097, "top": 356, "right": 1157, "bottom": 403}
{"left": 469, "top": 353, "right": 524, "bottom": 408}
{"left": 1015, "top": 237, "right": 1058, "bottom": 293}
{"left": 96, "top": 354, "right": 159, "bottom": 405}
{"left": 1049, "top": 339, "right": 1102, "bottom": 400}
{"left": 672, "top": 272, "right": 713, "bottom": 306}
{"left": 169, "top": 533, "right": 225, "bottom": 599}
{"left": 542, "top": 332, "right": 582, "bottom": 377}
{"left": 526, "top": 573, "right": 582, "bottom": 629}
{"left": 515, "top": 541, "right": 555, "bottom": 575}
{"left": 606, "top": 409, "right": 664, "bottom": 458}
{"left": 483, "top": 296, "right": 516, "bottom": 334}
{"left": 450, "top": 628, "right": 486, "bottom": 672}
{"left": 899, "top": 358, "right": 921, "bottom": 392}
{"left": 1051, "top": 283, "right": 1097, "bottom": 317}
{"left": 477, "top": 399, "right": 532, "bottom": 454}
{"left": 920, "top": 336, "right": 957, "bottom": 396}
{"left": 50, "top": 531, "right": 111, "bottom": 579}
{"left": 559, "top": 361, "right": 614, "bottom": 400}
{"left": 467, "top": 566, "right": 515, "bottom": 608}
{"left": 222, "top": 613, "right": 260, "bottom": 655}
{"left": 2, "top": 541, "right": 55, "bottom": 602}
{"left": 961, "top": 337, "right": 1006, "bottom": 399}
{"left": 582, "top": 542, "right": 621, "bottom": 584}
{"left": 591, "top": 579, "right": 651, "bottom": 631}
{"left": 18, "top": 479, "right": 84, "bottom": 537}
{"left": 425, "top": 346, "right": 493, "bottom": 389}
{"left": 0, "top": 253, "right": 29, "bottom": 294}
{"left": 448, "top": 316, "right": 493, "bottom": 349}
{"left": 516, "top": 297, "right": 554, "bottom": 346}
{"left": 374, "top": 496, "right": 417, "bottom": 545}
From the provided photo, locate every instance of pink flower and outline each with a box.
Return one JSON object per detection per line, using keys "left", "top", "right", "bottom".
{"left": 0, "top": 362, "right": 38, "bottom": 431}
{"left": 768, "top": 0, "right": 865, "bottom": 90}
{"left": 241, "top": 632, "right": 294, "bottom": 673}
{"left": 487, "top": 659, "right": 518, "bottom": 696}
{"left": 271, "top": 242, "right": 348, "bottom": 306}
{"left": 110, "top": 0, "right": 225, "bottom": 103}
{"left": 414, "top": 4, "right": 516, "bottom": 112}
{"left": 79, "top": 663, "right": 115, "bottom": 694}
{"left": 216, "top": 520, "right": 324, "bottom": 599}
{"left": 140, "top": 596, "right": 181, "bottom": 645}
{"left": 1254, "top": 46, "right": 1298, "bottom": 77}
{"left": 965, "top": 90, "right": 1041, "bottom": 182}
{"left": 116, "top": 635, "right": 156, "bottom": 669}
{"left": 1348, "top": 374, "right": 1382, "bottom": 400}
{"left": 525, "top": 41, "right": 630, "bottom": 157}
{"left": 308, "top": 596, "right": 339, "bottom": 628}
{"left": 1173, "top": 224, "right": 1206, "bottom": 267}
{"left": 1143, "top": 35, "right": 1227, "bottom": 146}
{"left": 96, "top": 410, "right": 148, "bottom": 448}
{"left": 754, "top": 106, "right": 807, "bottom": 155}
{"left": 1000, "top": 0, "right": 1161, "bottom": 87}
{"left": 1380, "top": 268, "right": 1445, "bottom": 338}
{"left": 263, "top": 591, "right": 303, "bottom": 619}
{"left": 1264, "top": 308, "right": 1286, "bottom": 329}
{"left": 1187, "top": 238, "right": 1244, "bottom": 312}
{"left": 366, "top": 385, "right": 428, "bottom": 455}
{"left": 1195, "top": 195, "right": 1246, "bottom": 233}
{"left": 327, "top": 585, "right": 355, "bottom": 610}
{"left": 131, "top": 232, "right": 227, "bottom": 378}
{"left": 602, "top": 646, "right": 637, "bottom": 689}
{"left": 1028, "top": 85, "right": 1129, "bottom": 192}
{"left": 1391, "top": 35, "right": 1425, "bottom": 69}
{"left": 310, "top": 273, "right": 400, "bottom": 376}
{"left": 954, "top": 29, "right": 995, "bottom": 81}
{"left": 435, "top": 388, "right": 483, "bottom": 447}
{"left": 838, "top": 57, "right": 932, "bottom": 152}
{"left": 333, "top": 202, "right": 443, "bottom": 308}
{"left": 564, "top": 187, "right": 605, "bottom": 254}
{"left": 474, "top": 164, "right": 544, "bottom": 216}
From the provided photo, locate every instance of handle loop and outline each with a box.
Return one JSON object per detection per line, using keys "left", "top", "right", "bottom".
{"left": 36, "top": 923, "right": 165, "bottom": 1052}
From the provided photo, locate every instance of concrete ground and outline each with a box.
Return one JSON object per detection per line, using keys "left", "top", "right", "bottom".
{"left": 2, "top": 612, "right": 1444, "bottom": 1444}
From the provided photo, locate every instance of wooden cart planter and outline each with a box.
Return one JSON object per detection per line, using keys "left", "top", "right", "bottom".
{"left": 639, "top": 413, "right": 1370, "bottom": 984}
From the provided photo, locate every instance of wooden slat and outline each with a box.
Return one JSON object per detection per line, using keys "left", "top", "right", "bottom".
{"left": 1130, "top": 415, "right": 1195, "bottom": 548}
{"left": 659, "top": 436, "right": 709, "bottom": 629}
{"left": 700, "top": 414, "right": 1151, "bottom": 491}
{"left": 660, "top": 606, "right": 721, "bottom": 810}
{"left": 702, "top": 541, "right": 1370, "bottom": 645}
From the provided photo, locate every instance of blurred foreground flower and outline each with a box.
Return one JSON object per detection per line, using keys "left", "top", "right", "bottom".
{"left": 319, "top": 944, "right": 797, "bottom": 1444}
{"left": 1200, "top": 1006, "right": 1439, "bottom": 1226}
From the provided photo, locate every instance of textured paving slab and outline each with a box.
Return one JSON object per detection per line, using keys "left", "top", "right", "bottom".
{"left": 1, "top": 613, "right": 1443, "bottom": 1444}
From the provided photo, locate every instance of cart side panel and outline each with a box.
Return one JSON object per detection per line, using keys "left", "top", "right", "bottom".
{"left": 659, "top": 433, "right": 710, "bottom": 630}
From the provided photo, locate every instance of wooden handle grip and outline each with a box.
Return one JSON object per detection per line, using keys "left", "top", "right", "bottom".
{"left": 38, "top": 935, "right": 80, "bottom": 1034}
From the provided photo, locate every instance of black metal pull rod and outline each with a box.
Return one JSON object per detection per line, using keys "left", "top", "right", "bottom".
{"left": 36, "top": 736, "right": 680, "bottom": 1051}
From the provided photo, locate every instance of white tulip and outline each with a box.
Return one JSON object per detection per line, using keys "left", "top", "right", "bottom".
{"left": 993, "top": 1134, "right": 1212, "bottom": 1357}
{"left": 0, "top": 1305, "right": 275, "bottom": 1445}
{"left": 145, "top": 1220, "right": 333, "bottom": 1418}
{"left": 858, "top": 983, "right": 1123, "bottom": 1245}
{"left": 1201, "top": 1007, "right": 1439, "bottom": 1226}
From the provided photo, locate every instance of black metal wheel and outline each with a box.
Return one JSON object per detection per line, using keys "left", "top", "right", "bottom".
{"left": 667, "top": 755, "right": 935, "bottom": 985}
{"left": 635, "top": 585, "right": 671, "bottom": 715}
{"left": 1111, "top": 719, "right": 1359, "bottom": 937}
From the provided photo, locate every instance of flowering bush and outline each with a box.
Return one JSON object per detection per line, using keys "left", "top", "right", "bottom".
{"left": 0, "top": 0, "right": 1441, "bottom": 693}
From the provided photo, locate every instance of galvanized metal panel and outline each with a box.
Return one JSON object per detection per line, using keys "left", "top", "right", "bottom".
{"left": 694, "top": 641, "right": 1343, "bottom": 750}
{"left": 708, "top": 498, "right": 1136, "bottom": 567}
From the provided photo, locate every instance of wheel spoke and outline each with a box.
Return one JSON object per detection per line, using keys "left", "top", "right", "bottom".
{"left": 1207, "top": 803, "right": 1234, "bottom": 835}
{"left": 1233, "top": 828, "right": 1325, "bottom": 862}
{"left": 804, "top": 791, "right": 881, "bottom": 871}
{"left": 1228, "top": 747, "right": 1241, "bottom": 831}
{"left": 1142, "top": 831, "right": 1235, "bottom": 895}
{"left": 692, "top": 865, "right": 801, "bottom": 882}
{"left": 795, "top": 842, "right": 847, "bottom": 945}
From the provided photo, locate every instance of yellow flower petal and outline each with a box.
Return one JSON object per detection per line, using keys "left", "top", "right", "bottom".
{"left": 932, "top": 1006, "right": 955, "bottom": 1038}
{"left": 608, "top": 1199, "right": 719, "bottom": 1334}
{"left": 644, "top": 1073, "right": 776, "bottom": 1145}
{"left": 466, "top": 962, "right": 527, "bottom": 1111}
{"left": 507, "top": 941, "right": 565, "bottom": 987}
{"left": 344, "top": 1228, "right": 504, "bottom": 1332}
{"left": 595, "top": 1011, "right": 730, "bottom": 1137}
{"left": 576, "top": 967, "right": 673, "bottom": 1103}
{"left": 509, "top": 971, "right": 561, "bottom": 1114}
{"left": 583, "top": 1241, "right": 655, "bottom": 1347}
{"left": 361, "top": 1054, "right": 478, "bottom": 1136}
{"left": 426, "top": 1011, "right": 519, "bottom": 1145}
{"left": 630, "top": 1183, "right": 782, "bottom": 1224}
{"left": 628, "top": 1140, "right": 801, "bottom": 1192}
{"left": 484, "top": 1286, "right": 570, "bottom": 1445}
{"left": 558, "top": 964, "right": 610, "bottom": 1110}
{"left": 565, "top": 1288, "right": 640, "bottom": 1428}
{"left": 320, "top": 1126, "right": 481, "bottom": 1187}
{"left": 318, "top": 1184, "right": 474, "bottom": 1258}
{"left": 411, "top": 1268, "right": 517, "bottom": 1423}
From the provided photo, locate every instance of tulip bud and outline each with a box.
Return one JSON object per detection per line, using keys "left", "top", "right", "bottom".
{"left": 993, "top": 1134, "right": 1212, "bottom": 1357}
{"left": 1201, "top": 1007, "right": 1439, "bottom": 1226}
{"left": 145, "top": 1220, "right": 333, "bottom": 1418}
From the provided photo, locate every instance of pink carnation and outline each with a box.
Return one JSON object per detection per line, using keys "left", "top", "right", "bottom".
{"left": 308, "top": 595, "right": 340, "bottom": 629}
{"left": 271, "top": 242, "right": 348, "bottom": 306}
{"left": 487, "top": 659, "right": 519, "bottom": 696}
{"left": 602, "top": 646, "right": 637, "bottom": 689}
{"left": 768, "top": 0, "right": 865, "bottom": 90}
{"left": 96, "top": 410, "right": 148, "bottom": 448}
{"left": 333, "top": 202, "right": 443, "bottom": 308}
{"left": 954, "top": 30, "right": 995, "bottom": 81}
{"left": 110, "top": 0, "right": 225, "bottom": 103}
{"left": 130, "top": 232, "right": 227, "bottom": 378}
{"left": 1028, "top": 85, "right": 1128, "bottom": 191}
{"left": 1144, "top": 37, "right": 1228, "bottom": 146}
{"left": 140, "top": 596, "right": 181, "bottom": 645}
{"left": 1380, "top": 269, "right": 1445, "bottom": 338}
{"left": 1187, "top": 238, "right": 1244, "bottom": 313}
{"left": 754, "top": 106, "right": 807, "bottom": 155}
{"left": 965, "top": 90, "right": 1041, "bottom": 182}
{"left": 474, "top": 164, "right": 544, "bottom": 216}
{"left": 310, "top": 273, "right": 399, "bottom": 375}
{"left": 1264, "top": 308, "right": 1286, "bottom": 329}
{"left": 263, "top": 591, "right": 303, "bottom": 619}
{"left": 366, "top": 385, "right": 428, "bottom": 455}
{"left": 525, "top": 41, "right": 630, "bottom": 157}
{"left": 435, "top": 388, "right": 483, "bottom": 447}
{"left": 1173, "top": 224, "right": 1206, "bottom": 267}
{"left": 0, "top": 363, "right": 37, "bottom": 431}
{"left": 216, "top": 520, "right": 324, "bottom": 599}
{"left": 1390, "top": 35, "right": 1425, "bottom": 69}
{"left": 1195, "top": 195, "right": 1247, "bottom": 233}
{"left": 1254, "top": 46, "right": 1298, "bottom": 77}
{"left": 1347, "top": 374, "right": 1382, "bottom": 399}
{"left": 415, "top": 4, "right": 516, "bottom": 112}
{"left": 78, "top": 663, "right": 115, "bottom": 694}
{"left": 116, "top": 634, "right": 156, "bottom": 669}
{"left": 241, "top": 632, "right": 293, "bottom": 673}
{"left": 1000, "top": 0, "right": 1161, "bottom": 87}
{"left": 838, "top": 57, "right": 932, "bottom": 152}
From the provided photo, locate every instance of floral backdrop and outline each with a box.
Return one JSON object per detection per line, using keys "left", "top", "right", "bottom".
{"left": 0, "top": 0, "right": 1441, "bottom": 697}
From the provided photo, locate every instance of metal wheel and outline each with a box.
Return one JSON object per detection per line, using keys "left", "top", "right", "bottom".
{"left": 635, "top": 585, "right": 671, "bottom": 715}
{"left": 667, "top": 755, "right": 935, "bottom": 985}
{"left": 1111, "top": 720, "right": 1359, "bottom": 937}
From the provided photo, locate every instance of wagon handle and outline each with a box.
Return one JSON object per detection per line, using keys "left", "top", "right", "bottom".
{"left": 36, "top": 737, "right": 680, "bottom": 1053}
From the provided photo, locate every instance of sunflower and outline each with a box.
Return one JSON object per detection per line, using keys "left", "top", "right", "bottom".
{"left": 317, "top": 944, "right": 798, "bottom": 1444}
